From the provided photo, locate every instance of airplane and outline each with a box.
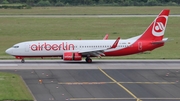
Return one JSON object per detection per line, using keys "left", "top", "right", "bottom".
{"left": 5, "top": 9, "right": 170, "bottom": 63}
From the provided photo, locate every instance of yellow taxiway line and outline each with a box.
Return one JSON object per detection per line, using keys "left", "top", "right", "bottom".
{"left": 57, "top": 67, "right": 177, "bottom": 101}
{"left": 98, "top": 67, "right": 141, "bottom": 101}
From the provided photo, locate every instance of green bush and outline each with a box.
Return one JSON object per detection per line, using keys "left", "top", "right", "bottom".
{"left": 37, "top": 0, "right": 51, "bottom": 6}
{"left": 146, "top": 0, "right": 159, "bottom": 6}
{"left": 26, "top": 5, "right": 32, "bottom": 9}
{"left": 0, "top": 4, "right": 27, "bottom": 9}
{"left": 166, "top": 1, "right": 178, "bottom": 6}
{"left": 55, "top": 1, "right": 64, "bottom": 6}
{"left": 1, "top": 0, "right": 9, "bottom": 4}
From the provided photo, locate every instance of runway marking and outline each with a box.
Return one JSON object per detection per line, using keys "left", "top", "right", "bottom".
{"left": 98, "top": 67, "right": 141, "bottom": 101}
{"left": 0, "top": 64, "right": 18, "bottom": 66}
{"left": 69, "top": 97, "right": 180, "bottom": 100}
{"left": 58, "top": 82, "right": 106, "bottom": 85}
{"left": 58, "top": 81, "right": 176, "bottom": 85}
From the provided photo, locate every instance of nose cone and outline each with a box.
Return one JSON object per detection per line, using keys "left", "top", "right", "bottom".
{"left": 5, "top": 48, "right": 13, "bottom": 55}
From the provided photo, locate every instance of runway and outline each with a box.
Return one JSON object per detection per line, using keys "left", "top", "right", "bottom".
{"left": 0, "top": 60, "right": 180, "bottom": 101}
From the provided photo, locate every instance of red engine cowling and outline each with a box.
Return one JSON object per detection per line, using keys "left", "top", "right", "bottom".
{"left": 63, "top": 52, "right": 82, "bottom": 61}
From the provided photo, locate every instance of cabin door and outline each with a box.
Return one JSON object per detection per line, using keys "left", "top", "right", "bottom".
{"left": 25, "top": 43, "right": 29, "bottom": 52}
{"left": 138, "top": 42, "right": 142, "bottom": 51}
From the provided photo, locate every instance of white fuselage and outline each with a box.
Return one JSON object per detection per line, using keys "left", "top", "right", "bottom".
{"left": 6, "top": 38, "right": 137, "bottom": 57}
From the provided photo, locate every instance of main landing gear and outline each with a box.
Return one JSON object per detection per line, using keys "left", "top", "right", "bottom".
{"left": 85, "top": 56, "right": 92, "bottom": 63}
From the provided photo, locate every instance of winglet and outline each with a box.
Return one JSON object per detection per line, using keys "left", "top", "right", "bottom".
{"left": 110, "top": 37, "right": 120, "bottom": 48}
{"left": 103, "top": 34, "right": 109, "bottom": 40}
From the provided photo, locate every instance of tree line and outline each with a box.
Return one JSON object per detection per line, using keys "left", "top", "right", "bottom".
{"left": 0, "top": 0, "right": 180, "bottom": 6}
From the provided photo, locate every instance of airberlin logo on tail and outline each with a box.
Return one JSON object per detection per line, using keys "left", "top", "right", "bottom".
{"left": 155, "top": 22, "right": 164, "bottom": 32}
{"left": 152, "top": 15, "right": 167, "bottom": 37}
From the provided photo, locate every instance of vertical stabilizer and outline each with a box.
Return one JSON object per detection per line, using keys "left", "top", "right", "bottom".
{"left": 138, "top": 9, "right": 170, "bottom": 41}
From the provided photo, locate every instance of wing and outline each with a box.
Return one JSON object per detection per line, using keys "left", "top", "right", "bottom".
{"left": 79, "top": 37, "right": 120, "bottom": 57}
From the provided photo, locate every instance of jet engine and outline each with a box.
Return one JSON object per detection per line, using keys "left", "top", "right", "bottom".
{"left": 63, "top": 52, "right": 82, "bottom": 61}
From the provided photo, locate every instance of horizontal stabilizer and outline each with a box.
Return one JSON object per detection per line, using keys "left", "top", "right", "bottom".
{"left": 151, "top": 38, "right": 168, "bottom": 44}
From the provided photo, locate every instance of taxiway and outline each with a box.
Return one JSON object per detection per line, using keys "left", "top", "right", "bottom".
{"left": 0, "top": 60, "right": 180, "bottom": 101}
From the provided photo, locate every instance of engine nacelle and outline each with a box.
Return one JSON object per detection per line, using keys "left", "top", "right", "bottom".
{"left": 63, "top": 52, "right": 82, "bottom": 61}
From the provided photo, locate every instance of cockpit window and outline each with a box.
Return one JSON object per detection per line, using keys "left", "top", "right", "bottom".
{"left": 13, "top": 46, "right": 19, "bottom": 48}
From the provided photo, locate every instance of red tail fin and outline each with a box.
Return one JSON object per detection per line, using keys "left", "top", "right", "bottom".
{"left": 138, "top": 9, "right": 170, "bottom": 41}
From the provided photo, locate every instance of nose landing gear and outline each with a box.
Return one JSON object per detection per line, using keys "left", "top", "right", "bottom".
{"left": 15, "top": 56, "right": 25, "bottom": 63}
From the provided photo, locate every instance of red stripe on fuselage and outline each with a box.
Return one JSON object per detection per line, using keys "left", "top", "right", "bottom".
{"left": 104, "top": 41, "right": 164, "bottom": 56}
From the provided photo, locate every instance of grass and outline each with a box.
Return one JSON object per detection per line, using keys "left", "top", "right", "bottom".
{"left": 0, "top": 6, "right": 180, "bottom": 59}
{"left": 0, "top": 6, "right": 179, "bottom": 15}
{"left": 0, "top": 72, "right": 34, "bottom": 100}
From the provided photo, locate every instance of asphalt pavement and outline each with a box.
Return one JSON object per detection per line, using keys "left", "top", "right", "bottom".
{"left": 1, "top": 60, "right": 180, "bottom": 101}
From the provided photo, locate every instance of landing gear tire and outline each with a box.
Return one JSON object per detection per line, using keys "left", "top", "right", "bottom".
{"left": 21, "top": 59, "right": 25, "bottom": 63}
{"left": 85, "top": 57, "right": 92, "bottom": 63}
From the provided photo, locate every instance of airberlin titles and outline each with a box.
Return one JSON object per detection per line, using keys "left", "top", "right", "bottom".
{"left": 30, "top": 42, "right": 75, "bottom": 51}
